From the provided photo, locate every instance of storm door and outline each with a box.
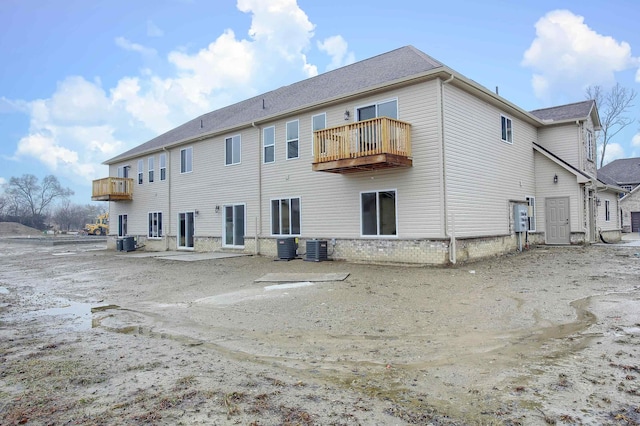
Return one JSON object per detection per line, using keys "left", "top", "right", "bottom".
{"left": 223, "top": 204, "right": 245, "bottom": 248}
{"left": 178, "top": 211, "right": 195, "bottom": 249}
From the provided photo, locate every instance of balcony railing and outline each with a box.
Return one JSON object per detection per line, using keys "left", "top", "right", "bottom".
{"left": 91, "top": 177, "right": 134, "bottom": 201}
{"left": 312, "top": 117, "right": 412, "bottom": 173}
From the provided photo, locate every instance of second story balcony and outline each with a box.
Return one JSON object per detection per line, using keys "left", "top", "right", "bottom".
{"left": 312, "top": 117, "right": 412, "bottom": 174}
{"left": 91, "top": 177, "right": 134, "bottom": 202}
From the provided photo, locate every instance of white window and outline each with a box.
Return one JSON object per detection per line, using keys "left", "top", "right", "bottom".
{"left": 605, "top": 200, "right": 611, "bottom": 222}
{"left": 501, "top": 115, "right": 513, "bottom": 143}
{"left": 148, "top": 211, "right": 163, "bottom": 238}
{"left": 148, "top": 157, "right": 154, "bottom": 183}
{"left": 263, "top": 126, "right": 275, "bottom": 164}
{"left": 356, "top": 99, "right": 398, "bottom": 121}
{"left": 159, "top": 153, "right": 166, "bottom": 181}
{"left": 361, "top": 190, "right": 397, "bottom": 236}
{"left": 311, "top": 113, "right": 326, "bottom": 155}
{"left": 586, "top": 130, "right": 594, "bottom": 161}
{"left": 526, "top": 196, "right": 536, "bottom": 232}
{"left": 118, "top": 214, "right": 127, "bottom": 237}
{"left": 117, "top": 165, "right": 130, "bottom": 178}
{"left": 286, "top": 120, "right": 299, "bottom": 160}
{"left": 225, "top": 135, "right": 241, "bottom": 165}
{"left": 180, "top": 147, "right": 192, "bottom": 173}
{"left": 271, "top": 197, "right": 301, "bottom": 235}
{"left": 137, "top": 159, "right": 144, "bottom": 184}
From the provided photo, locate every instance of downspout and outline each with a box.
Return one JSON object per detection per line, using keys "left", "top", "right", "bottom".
{"left": 163, "top": 147, "right": 171, "bottom": 251}
{"left": 252, "top": 122, "right": 261, "bottom": 255}
{"left": 441, "top": 73, "right": 455, "bottom": 263}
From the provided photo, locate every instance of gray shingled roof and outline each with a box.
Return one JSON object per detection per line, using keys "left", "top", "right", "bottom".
{"left": 106, "top": 46, "right": 443, "bottom": 164}
{"left": 529, "top": 100, "right": 595, "bottom": 122}
{"left": 598, "top": 157, "right": 640, "bottom": 185}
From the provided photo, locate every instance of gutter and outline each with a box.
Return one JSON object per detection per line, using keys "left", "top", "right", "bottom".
{"left": 252, "top": 121, "right": 261, "bottom": 255}
{"left": 162, "top": 146, "right": 171, "bottom": 251}
{"left": 440, "top": 73, "right": 456, "bottom": 264}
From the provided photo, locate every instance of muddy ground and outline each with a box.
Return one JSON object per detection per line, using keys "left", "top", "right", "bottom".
{"left": 1, "top": 239, "right": 640, "bottom": 425}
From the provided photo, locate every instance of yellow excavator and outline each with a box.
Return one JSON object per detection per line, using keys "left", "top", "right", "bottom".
{"left": 83, "top": 212, "right": 109, "bottom": 236}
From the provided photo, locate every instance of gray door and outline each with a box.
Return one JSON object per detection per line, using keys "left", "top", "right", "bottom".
{"left": 632, "top": 212, "right": 640, "bottom": 233}
{"left": 546, "top": 197, "right": 570, "bottom": 244}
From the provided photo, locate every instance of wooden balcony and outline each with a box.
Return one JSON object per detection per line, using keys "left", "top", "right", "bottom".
{"left": 91, "top": 177, "right": 134, "bottom": 201}
{"left": 312, "top": 117, "right": 412, "bottom": 173}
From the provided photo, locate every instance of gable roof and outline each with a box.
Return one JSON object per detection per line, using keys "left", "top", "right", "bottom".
{"left": 533, "top": 142, "right": 593, "bottom": 184}
{"left": 598, "top": 157, "right": 640, "bottom": 185}
{"left": 106, "top": 46, "right": 444, "bottom": 164}
{"left": 529, "top": 100, "right": 600, "bottom": 128}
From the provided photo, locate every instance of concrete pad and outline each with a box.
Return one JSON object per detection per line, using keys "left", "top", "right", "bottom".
{"left": 156, "top": 252, "right": 249, "bottom": 262}
{"left": 255, "top": 272, "right": 349, "bottom": 283}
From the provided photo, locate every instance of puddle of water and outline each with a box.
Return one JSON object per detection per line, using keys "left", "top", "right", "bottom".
{"left": 25, "top": 301, "right": 94, "bottom": 331}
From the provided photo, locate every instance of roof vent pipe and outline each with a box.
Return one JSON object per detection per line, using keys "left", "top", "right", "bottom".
{"left": 495, "top": 86, "right": 499, "bottom": 95}
{"left": 200, "top": 119, "right": 203, "bottom": 128}
{"left": 262, "top": 99, "right": 265, "bottom": 109}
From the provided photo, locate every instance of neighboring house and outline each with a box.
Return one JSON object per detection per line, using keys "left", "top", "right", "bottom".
{"left": 92, "top": 46, "right": 624, "bottom": 265}
{"left": 599, "top": 158, "right": 640, "bottom": 232}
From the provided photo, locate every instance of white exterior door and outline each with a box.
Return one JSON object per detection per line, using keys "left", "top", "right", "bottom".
{"left": 546, "top": 197, "right": 570, "bottom": 245}
{"left": 223, "top": 204, "right": 245, "bottom": 248}
{"left": 178, "top": 211, "right": 195, "bottom": 249}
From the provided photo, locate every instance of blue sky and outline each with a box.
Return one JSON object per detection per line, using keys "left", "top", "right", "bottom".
{"left": 1, "top": 0, "right": 639, "bottom": 205}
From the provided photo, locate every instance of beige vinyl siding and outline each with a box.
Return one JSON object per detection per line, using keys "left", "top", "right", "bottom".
{"left": 582, "top": 117, "right": 597, "bottom": 177}
{"left": 597, "top": 191, "right": 619, "bottom": 231}
{"left": 533, "top": 152, "right": 583, "bottom": 234}
{"left": 260, "top": 80, "right": 443, "bottom": 239}
{"left": 537, "top": 125, "right": 581, "bottom": 171}
{"left": 442, "top": 84, "right": 536, "bottom": 237}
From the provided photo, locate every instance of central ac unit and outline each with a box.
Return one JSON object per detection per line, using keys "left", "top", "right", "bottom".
{"left": 277, "top": 237, "right": 297, "bottom": 260}
{"left": 305, "top": 240, "right": 328, "bottom": 262}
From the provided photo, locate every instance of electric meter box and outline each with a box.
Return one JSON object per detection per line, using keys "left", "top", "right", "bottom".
{"left": 513, "top": 204, "right": 529, "bottom": 232}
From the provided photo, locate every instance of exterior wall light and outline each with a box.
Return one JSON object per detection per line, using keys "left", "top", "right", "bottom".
{"left": 553, "top": 174, "right": 558, "bottom": 184}
{"left": 215, "top": 205, "right": 220, "bottom": 213}
{"left": 344, "top": 110, "right": 350, "bottom": 120}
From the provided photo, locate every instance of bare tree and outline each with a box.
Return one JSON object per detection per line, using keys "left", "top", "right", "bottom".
{"left": 4, "top": 174, "right": 74, "bottom": 218}
{"left": 586, "top": 83, "right": 637, "bottom": 168}
{"left": 53, "top": 202, "right": 103, "bottom": 232}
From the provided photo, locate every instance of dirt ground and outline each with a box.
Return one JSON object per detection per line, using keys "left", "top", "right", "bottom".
{"left": 1, "top": 238, "right": 640, "bottom": 425}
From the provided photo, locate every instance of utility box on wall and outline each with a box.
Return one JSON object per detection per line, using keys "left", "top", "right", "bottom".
{"left": 513, "top": 204, "right": 529, "bottom": 232}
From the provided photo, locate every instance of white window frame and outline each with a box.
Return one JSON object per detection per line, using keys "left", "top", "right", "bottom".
{"left": 270, "top": 197, "right": 301, "bottom": 236}
{"left": 605, "top": 200, "right": 611, "bottom": 222}
{"left": 354, "top": 98, "right": 398, "bottom": 121}
{"left": 360, "top": 189, "right": 398, "bottom": 237}
{"left": 501, "top": 115, "right": 513, "bottom": 144}
{"left": 148, "top": 211, "right": 163, "bottom": 239}
{"left": 159, "top": 153, "right": 166, "bottom": 181}
{"left": 180, "top": 147, "right": 193, "bottom": 174}
{"left": 137, "top": 159, "right": 144, "bottom": 184}
{"left": 148, "top": 156, "right": 154, "bottom": 183}
{"left": 117, "top": 214, "right": 128, "bottom": 237}
{"left": 526, "top": 196, "right": 536, "bottom": 232}
{"left": 286, "top": 120, "right": 299, "bottom": 160}
{"left": 117, "top": 165, "right": 130, "bottom": 178}
{"left": 225, "top": 135, "right": 241, "bottom": 165}
{"left": 222, "top": 203, "right": 246, "bottom": 248}
{"left": 586, "top": 129, "right": 594, "bottom": 161}
{"left": 311, "top": 113, "right": 326, "bottom": 156}
{"left": 263, "top": 126, "right": 275, "bottom": 164}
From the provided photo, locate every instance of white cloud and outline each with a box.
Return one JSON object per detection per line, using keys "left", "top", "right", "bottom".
{"left": 147, "top": 20, "right": 164, "bottom": 37}
{"left": 632, "top": 133, "right": 640, "bottom": 147}
{"left": 0, "top": 177, "right": 6, "bottom": 186}
{"left": 8, "top": 1, "right": 349, "bottom": 194}
{"left": 522, "top": 10, "right": 638, "bottom": 100}
{"left": 600, "top": 142, "right": 626, "bottom": 165}
{"left": 318, "top": 35, "right": 355, "bottom": 71}
{"left": 115, "top": 37, "right": 157, "bottom": 57}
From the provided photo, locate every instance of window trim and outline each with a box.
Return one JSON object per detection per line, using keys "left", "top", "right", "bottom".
{"left": 263, "top": 126, "right": 275, "bottom": 164}
{"left": 270, "top": 196, "right": 301, "bottom": 236}
{"left": 117, "top": 165, "right": 130, "bottom": 178}
{"left": 148, "top": 156, "right": 155, "bottom": 183}
{"left": 148, "top": 211, "right": 163, "bottom": 239}
{"left": 526, "top": 196, "right": 536, "bottom": 232}
{"left": 501, "top": 114, "right": 513, "bottom": 144}
{"left": 360, "top": 189, "right": 398, "bottom": 238}
{"left": 225, "top": 135, "right": 242, "bottom": 166}
{"left": 311, "top": 113, "right": 326, "bottom": 156}
{"left": 586, "top": 129, "right": 594, "bottom": 162}
{"left": 605, "top": 199, "right": 611, "bottom": 222}
{"left": 354, "top": 98, "right": 399, "bottom": 121}
{"left": 159, "top": 153, "right": 166, "bottom": 181}
{"left": 286, "top": 120, "right": 299, "bottom": 160}
{"left": 180, "top": 147, "right": 193, "bottom": 174}
{"left": 137, "top": 159, "right": 144, "bottom": 184}
{"left": 222, "top": 203, "right": 246, "bottom": 248}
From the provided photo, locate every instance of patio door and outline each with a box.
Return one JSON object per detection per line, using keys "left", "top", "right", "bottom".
{"left": 545, "top": 197, "right": 570, "bottom": 245}
{"left": 223, "top": 204, "right": 245, "bottom": 248}
{"left": 178, "top": 211, "right": 195, "bottom": 249}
